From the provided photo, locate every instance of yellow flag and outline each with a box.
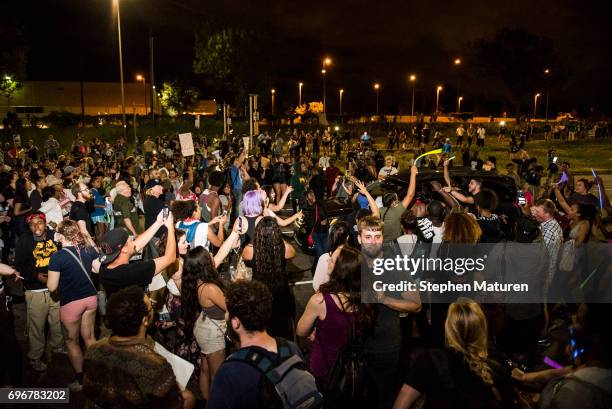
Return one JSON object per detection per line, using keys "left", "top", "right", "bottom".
{"left": 415, "top": 148, "right": 442, "bottom": 162}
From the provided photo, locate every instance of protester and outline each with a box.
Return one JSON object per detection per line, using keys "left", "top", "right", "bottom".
{"left": 393, "top": 298, "right": 516, "bottom": 409}
{"left": 83, "top": 286, "right": 195, "bottom": 409}
{"left": 312, "top": 220, "right": 350, "bottom": 291}
{"left": 47, "top": 220, "right": 99, "bottom": 391}
{"left": 207, "top": 280, "right": 317, "bottom": 409}
{"left": 96, "top": 210, "right": 176, "bottom": 299}
{"left": 15, "top": 212, "right": 62, "bottom": 372}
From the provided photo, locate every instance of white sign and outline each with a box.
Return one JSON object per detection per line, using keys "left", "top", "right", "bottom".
{"left": 154, "top": 342, "right": 194, "bottom": 391}
{"left": 243, "top": 137, "right": 251, "bottom": 153}
{"left": 178, "top": 133, "right": 195, "bottom": 157}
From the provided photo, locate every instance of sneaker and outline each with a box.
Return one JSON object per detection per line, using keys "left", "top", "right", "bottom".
{"left": 68, "top": 380, "right": 83, "bottom": 392}
{"left": 52, "top": 346, "right": 68, "bottom": 355}
{"left": 30, "top": 359, "right": 47, "bottom": 372}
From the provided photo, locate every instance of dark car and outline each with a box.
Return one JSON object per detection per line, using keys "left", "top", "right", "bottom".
{"left": 293, "top": 167, "right": 519, "bottom": 253}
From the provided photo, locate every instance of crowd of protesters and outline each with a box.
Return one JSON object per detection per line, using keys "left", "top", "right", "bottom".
{"left": 0, "top": 122, "right": 610, "bottom": 409}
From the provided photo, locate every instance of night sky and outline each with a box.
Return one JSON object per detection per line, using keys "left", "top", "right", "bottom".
{"left": 6, "top": 0, "right": 612, "bottom": 115}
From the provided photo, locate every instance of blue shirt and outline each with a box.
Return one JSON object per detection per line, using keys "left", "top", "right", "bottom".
{"left": 230, "top": 165, "right": 242, "bottom": 191}
{"left": 48, "top": 246, "right": 98, "bottom": 306}
{"left": 91, "top": 188, "right": 105, "bottom": 217}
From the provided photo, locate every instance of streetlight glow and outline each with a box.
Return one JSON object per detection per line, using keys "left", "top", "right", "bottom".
{"left": 339, "top": 88, "right": 344, "bottom": 115}
{"left": 457, "top": 96, "right": 463, "bottom": 112}
{"left": 323, "top": 57, "right": 332, "bottom": 66}
{"left": 409, "top": 74, "right": 416, "bottom": 81}
{"left": 321, "top": 69, "right": 326, "bottom": 74}
{"left": 544, "top": 68, "right": 550, "bottom": 74}
{"left": 435, "top": 86, "right": 443, "bottom": 113}
{"left": 136, "top": 74, "right": 143, "bottom": 81}
{"left": 374, "top": 83, "right": 380, "bottom": 90}
{"left": 298, "top": 82, "right": 303, "bottom": 106}
{"left": 534, "top": 93, "right": 541, "bottom": 118}
{"left": 4, "top": 76, "right": 11, "bottom": 81}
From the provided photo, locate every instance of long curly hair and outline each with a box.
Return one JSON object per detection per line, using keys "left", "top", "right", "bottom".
{"left": 444, "top": 298, "right": 494, "bottom": 385}
{"left": 319, "top": 246, "right": 373, "bottom": 330}
{"left": 252, "top": 217, "right": 284, "bottom": 291}
{"left": 181, "top": 246, "right": 225, "bottom": 333}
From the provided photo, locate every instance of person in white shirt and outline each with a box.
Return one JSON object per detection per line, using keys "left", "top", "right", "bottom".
{"left": 39, "top": 186, "right": 64, "bottom": 229}
{"left": 456, "top": 124, "right": 465, "bottom": 147}
{"left": 477, "top": 125, "right": 486, "bottom": 148}
{"left": 312, "top": 221, "right": 350, "bottom": 291}
{"left": 396, "top": 210, "right": 419, "bottom": 256}
{"left": 378, "top": 155, "right": 399, "bottom": 180}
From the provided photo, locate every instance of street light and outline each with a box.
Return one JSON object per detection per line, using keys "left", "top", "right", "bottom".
{"left": 544, "top": 68, "right": 551, "bottom": 121}
{"left": 322, "top": 57, "right": 332, "bottom": 113}
{"left": 454, "top": 58, "right": 461, "bottom": 65}
{"left": 339, "top": 89, "right": 344, "bottom": 115}
{"left": 534, "top": 93, "right": 541, "bottom": 118}
{"left": 113, "top": 0, "right": 127, "bottom": 141}
{"left": 457, "top": 96, "right": 463, "bottom": 113}
{"left": 435, "top": 86, "right": 443, "bottom": 113}
{"left": 409, "top": 74, "right": 416, "bottom": 116}
{"left": 373, "top": 83, "right": 380, "bottom": 115}
{"left": 136, "top": 74, "right": 147, "bottom": 115}
{"left": 298, "top": 82, "right": 303, "bottom": 106}
{"left": 271, "top": 89, "right": 276, "bottom": 115}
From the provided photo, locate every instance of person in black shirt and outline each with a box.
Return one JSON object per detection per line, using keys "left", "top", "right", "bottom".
{"left": 70, "top": 182, "right": 96, "bottom": 246}
{"left": 93, "top": 209, "right": 176, "bottom": 300}
{"left": 394, "top": 298, "right": 516, "bottom": 409}
{"left": 30, "top": 174, "right": 47, "bottom": 212}
{"left": 143, "top": 179, "right": 167, "bottom": 238}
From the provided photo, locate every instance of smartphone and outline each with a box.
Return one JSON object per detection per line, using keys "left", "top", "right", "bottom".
{"left": 238, "top": 216, "right": 243, "bottom": 232}
{"left": 162, "top": 207, "right": 169, "bottom": 221}
{"left": 518, "top": 190, "right": 526, "bottom": 206}
{"left": 222, "top": 210, "right": 228, "bottom": 217}
{"left": 553, "top": 156, "right": 558, "bottom": 163}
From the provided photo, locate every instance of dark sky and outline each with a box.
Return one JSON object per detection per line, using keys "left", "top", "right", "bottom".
{"left": 8, "top": 0, "right": 612, "bottom": 114}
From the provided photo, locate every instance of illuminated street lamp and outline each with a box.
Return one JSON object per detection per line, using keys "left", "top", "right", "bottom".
{"left": 298, "top": 82, "right": 303, "bottom": 106}
{"left": 339, "top": 89, "right": 344, "bottom": 115}
{"left": 454, "top": 58, "right": 461, "bottom": 65}
{"left": 136, "top": 74, "right": 147, "bottom": 115}
{"left": 373, "top": 83, "right": 380, "bottom": 115}
{"left": 322, "top": 57, "right": 332, "bottom": 113}
{"left": 113, "top": 0, "right": 127, "bottom": 141}
{"left": 457, "top": 96, "right": 463, "bottom": 113}
{"left": 271, "top": 89, "right": 276, "bottom": 115}
{"left": 435, "top": 86, "right": 443, "bottom": 113}
{"left": 409, "top": 74, "right": 416, "bottom": 116}
{"left": 534, "top": 93, "right": 541, "bottom": 118}
{"left": 544, "top": 68, "right": 551, "bottom": 121}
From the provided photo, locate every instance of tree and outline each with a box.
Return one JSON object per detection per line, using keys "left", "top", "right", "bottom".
{"left": 470, "top": 28, "right": 559, "bottom": 114}
{"left": 159, "top": 81, "right": 199, "bottom": 116}
{"left": 193, "top": 22, "right": 269, "bottom": 108}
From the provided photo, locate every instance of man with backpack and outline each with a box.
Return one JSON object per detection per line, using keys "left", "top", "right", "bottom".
{"left": 208, "top": 280, "right": 322, "bottom": 409}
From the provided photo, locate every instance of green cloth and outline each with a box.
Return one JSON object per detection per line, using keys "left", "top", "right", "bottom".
{"left": 113, "top": 194, "right": 141, "bottom": 234}
{"left": 380, "top": 203, "right": 407, "bottom": 242}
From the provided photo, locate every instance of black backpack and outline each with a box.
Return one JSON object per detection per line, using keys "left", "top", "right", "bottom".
{"left": 227, "top": 337, "right": 323, "bottom": 409}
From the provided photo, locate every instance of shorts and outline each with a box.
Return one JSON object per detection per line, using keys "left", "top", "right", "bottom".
{"left": 91, "top": 215, "right": 106, "bottom": 224}
{"left": 193, "top": 312, "right": 227, "bottom": 355}
{"left": 60, "top": 295, "right": 97, "bottom": 324}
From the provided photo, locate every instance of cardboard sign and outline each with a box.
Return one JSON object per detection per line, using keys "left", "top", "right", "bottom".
{"left": 179, "top": 133, "right": 195, "bottom": 157}
{"left": 243, "top": 136, "right": 251, "bottom": 153}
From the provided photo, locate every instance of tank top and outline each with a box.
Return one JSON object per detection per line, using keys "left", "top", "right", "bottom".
{"left": 198, "top": 283, "right": 226, "bottom": 320}
{"left": 310, "top": 292, "right": 356, "bottom": 378}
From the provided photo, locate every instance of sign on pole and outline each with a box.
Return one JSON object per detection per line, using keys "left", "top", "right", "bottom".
{"left": 178, "top": 133, "right": 195, "bottom": 157}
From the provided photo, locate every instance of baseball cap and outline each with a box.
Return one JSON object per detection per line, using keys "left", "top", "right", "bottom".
{"left": 145, "top": 179, "right": 162, "bottom": 190}
{"left": 99, "top": 229, "right": 130, "bottom": 264}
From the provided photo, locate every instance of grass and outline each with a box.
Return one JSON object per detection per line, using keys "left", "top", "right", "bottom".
{"left": 377, "top": 138, "right": 612, "bottom": 174}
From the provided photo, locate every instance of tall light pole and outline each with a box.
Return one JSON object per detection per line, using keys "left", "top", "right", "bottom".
{"left": 322, "top": 57, "right": 331, "bottom": 113}
{"left": 114, "top": 0, "right": 127, "bottom": 142}
{"left": 457, "top": 96, "right": 463, "bottom": 113}
{"left": 534, "top": 93, "right": 540, "bottom": 118}
{"left": 544, "top": 68, "right": 551, "bottom": 121}
{"left": 271, "top": 89, "right": 275, "bottom": 115}
{"left": 339, "top": 89, "right": 344, "bottom": 115}
{"left": 409, "top": 74, "right": 416, "bottom": 116}
{"left": 298, "top": 82, "right": 303, "bottom": 106}
{"left": 373, "top": 83, "right": 380, "bottom": 115}
{"left": 435, "top": 85, "right": 443, "bottom": 114}
{"left": 136, "top": 74, "right": 147, "bottom": 115}
{"left": 454, "top": 58, "right": 462, "bottom": 102}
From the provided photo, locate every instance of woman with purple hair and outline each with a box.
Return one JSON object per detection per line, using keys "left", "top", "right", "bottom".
{"left": 238, "top": 190, "right": 265, "bottom": 248}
